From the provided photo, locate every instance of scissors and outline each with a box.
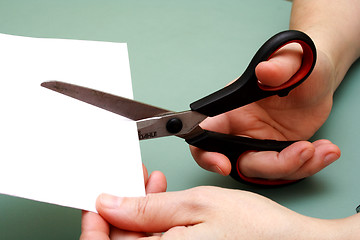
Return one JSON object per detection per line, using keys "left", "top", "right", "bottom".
{"left": 41, "top": 30, "right": 316, "bottom": 186}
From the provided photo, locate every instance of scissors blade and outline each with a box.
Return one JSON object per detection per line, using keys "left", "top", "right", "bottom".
{"left": 137, "top": 110, "right": 207, "bottom": 140}
{"left": 41, "top": 81, "right": 171, "bottom": 121}
{"left": 41, "top": 81, "right": 207, "bottom": 141}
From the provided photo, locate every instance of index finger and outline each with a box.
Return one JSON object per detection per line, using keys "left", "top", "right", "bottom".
{"left": 80, "top": 211, "right": 110, "bottom": 240}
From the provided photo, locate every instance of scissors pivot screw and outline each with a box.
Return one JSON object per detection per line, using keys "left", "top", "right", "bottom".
{"left": 166, "top": 118, "right": 183, "bottom": 134}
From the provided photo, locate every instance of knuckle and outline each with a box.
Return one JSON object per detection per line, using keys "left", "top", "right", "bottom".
{"left": 135, "top": 195, "right": 151, "bottom": 217}
{"left": 184, "top": 187, "right": 215, "bottom": 209}
{"left": 275, "top": 154, "right": 298, "bottom": 176}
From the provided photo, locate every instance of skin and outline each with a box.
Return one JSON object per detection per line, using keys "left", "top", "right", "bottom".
{"left": 92, "top": 186, "right": 359, "bottom": 240}
{"left": 191, "top": 42, "right": 341, "bottom": 180}
{"left": 81, "top": 0, "right": 360, "bottom": 239}
{"left": 192, "top": 0, "right": 360, "bottom": 181}
{"left": 80, "top": 166, "right": 167, "bottom": 240}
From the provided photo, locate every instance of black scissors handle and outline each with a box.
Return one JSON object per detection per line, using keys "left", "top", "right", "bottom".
{"left": 187, "top": 30, "right": 316, "bottom": 185}
{"left": 190, "top": 30, "right": 316, "bottom": 117}
{"left": 186, "top": 131, "right": 297, "bottom": 185}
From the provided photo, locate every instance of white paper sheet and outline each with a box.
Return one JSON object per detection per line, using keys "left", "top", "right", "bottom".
{"left": 0, "top": 33, "right": 145, "bottom": 212}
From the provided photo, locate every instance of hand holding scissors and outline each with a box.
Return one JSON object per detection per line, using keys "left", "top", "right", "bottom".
{"left": 42, "top": 30, "right": 335, "bottom": 186}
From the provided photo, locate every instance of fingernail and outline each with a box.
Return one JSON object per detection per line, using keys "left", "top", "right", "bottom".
{"left": 324, "top": 153, "right": 339, "bottom": 166}
{"left": 210, "top": 165, "right": 225, "bottom": 176}
{"left": 99, "top": 193, "right": 122, "bottom": 209}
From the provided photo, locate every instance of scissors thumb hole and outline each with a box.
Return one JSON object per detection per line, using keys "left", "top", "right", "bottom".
{"left": 256, "top": 43, "right": 303, "bottom": 88}
{"left": 258, "top": 40, "right": 315, "bottom": 93}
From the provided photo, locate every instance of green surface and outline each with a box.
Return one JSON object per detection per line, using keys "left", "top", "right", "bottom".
{"left": 1, "top": 0, "right": 360, "bottom": 239}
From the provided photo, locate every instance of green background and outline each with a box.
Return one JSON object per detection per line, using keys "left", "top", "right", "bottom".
{"left": 0, "top": 0, "right": 359, "bottom": 239}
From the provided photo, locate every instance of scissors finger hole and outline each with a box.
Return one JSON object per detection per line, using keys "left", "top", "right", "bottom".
{"left": 258, "top": 40, "right": 315, "bottom": 92}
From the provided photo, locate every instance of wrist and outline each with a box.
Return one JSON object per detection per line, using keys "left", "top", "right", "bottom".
{"left": 294, "top": 216, "right": 339, "bottom": 240}
{"left": 294, "top": 29, "right": 351, "bottom": 91}
{"left": 290, "top": 0, "right": 360, "bottom": 91}
{"left": 308, "top": 214, "right": 360, "bottom": 240}
{"left": 333, "top": 214, "right": 360, "bottom": 239}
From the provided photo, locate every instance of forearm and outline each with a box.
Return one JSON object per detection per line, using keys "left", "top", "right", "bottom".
{"left": 324, "top": 213, "right": 360, "bottom": 239}
{"left": 290, "top": 0, "right": 360, "bottom": 89}
{"left": 295, "top": 213, "right": 360, "bottom": 240}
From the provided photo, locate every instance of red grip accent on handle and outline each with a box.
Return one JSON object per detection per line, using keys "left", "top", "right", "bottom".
{"left": 258, "top": 40, "right": 315, "bottom": 91}
{"left": 236, "top": 151, "right": 299, "bottom": 186}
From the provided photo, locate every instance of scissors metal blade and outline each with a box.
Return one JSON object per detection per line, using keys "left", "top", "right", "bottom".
{"left": 137, "top": 110, "right": 206, "bottom": 140}
{"left": 41, "top": 81, "right": 207, "bottom": 140}
{"left": 41, "top": 81, "right": 171, "bottom": 121}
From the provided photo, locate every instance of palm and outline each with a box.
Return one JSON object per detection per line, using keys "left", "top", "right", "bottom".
{"left": 204, "top": 50, "right": 335, "bottom": 141}
{"left": 192, "top": 49, "right": 341, "bottom": 180}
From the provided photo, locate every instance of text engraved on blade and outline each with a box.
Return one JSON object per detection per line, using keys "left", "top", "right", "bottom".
{"left": 138, "top": 131, "right": 157, "bottom": 140}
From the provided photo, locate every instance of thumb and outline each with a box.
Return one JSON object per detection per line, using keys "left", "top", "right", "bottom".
{"left": 96, "top": 190, "right": 204, "bottom": 233}
{"left": 255, "top": 43, "right": 303, "bottom": 87}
